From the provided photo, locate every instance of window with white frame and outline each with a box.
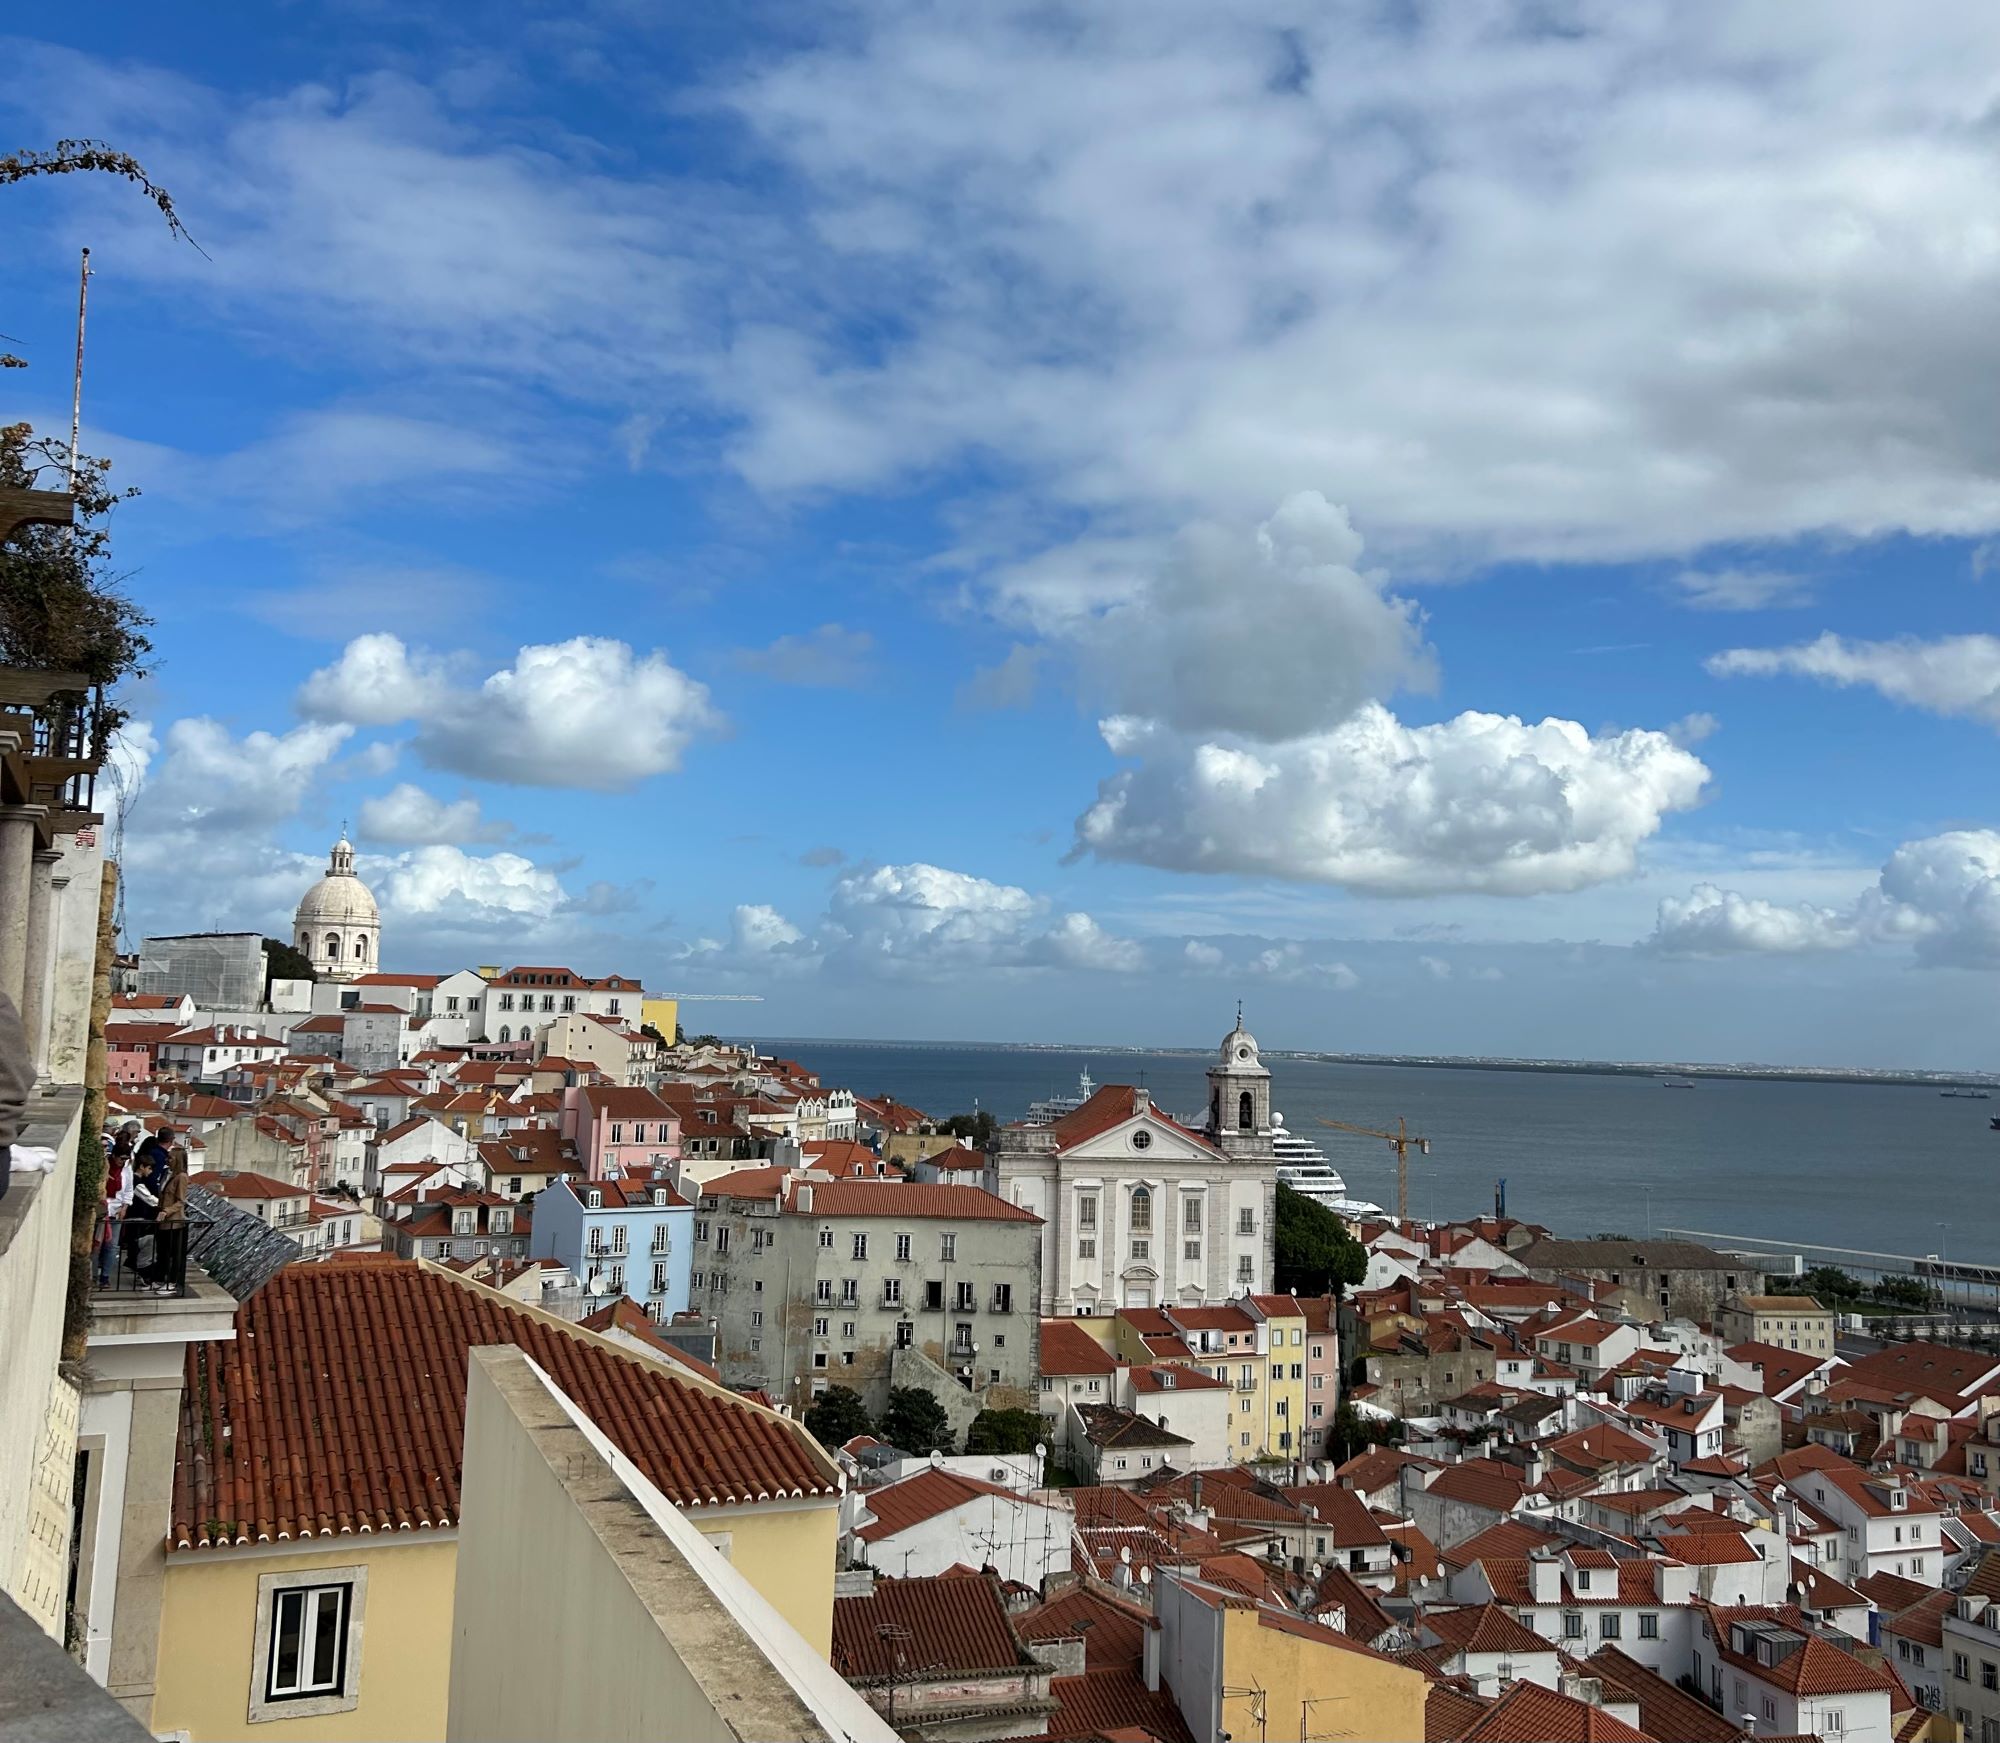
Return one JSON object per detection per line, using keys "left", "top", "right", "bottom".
{"left": 250, "top": 1568, "right": 366, "bottom": 1722}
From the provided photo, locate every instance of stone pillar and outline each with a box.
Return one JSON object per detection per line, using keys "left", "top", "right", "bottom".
{"left": 20, "top": 848, "right": 61, "bottom": 1075}
{"left": 0, "top": 805, "right": 47, "bottom": 1009}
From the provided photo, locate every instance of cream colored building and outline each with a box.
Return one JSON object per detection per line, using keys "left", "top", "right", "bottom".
{"left": 145, "top": 1259, "right": 845, "bottom": 1741}
{"left": 1717, "top": 1292, "right": 1835, "bottom": 1356}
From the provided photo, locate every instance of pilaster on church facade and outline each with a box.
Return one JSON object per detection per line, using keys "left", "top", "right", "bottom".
{"left": 996, "top": 1017, "right": 1279, "bottom": 1315}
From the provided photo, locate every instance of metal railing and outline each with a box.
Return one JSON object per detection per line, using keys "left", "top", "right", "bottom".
{"left": 98, "top": 1214, "right": 212, "bottom": 1299}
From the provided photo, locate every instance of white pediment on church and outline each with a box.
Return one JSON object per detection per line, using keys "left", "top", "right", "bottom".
{"left": 1058, "top": 1111, "right": 1218, "bottom": 1165}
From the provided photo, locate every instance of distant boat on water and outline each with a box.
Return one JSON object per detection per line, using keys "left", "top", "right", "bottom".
{"left": 1940, "top": 1088, "right": 1992, "bottom": 1099}
{"left": 1662, "top": 1078, "right": 1697, "bottom": 1089}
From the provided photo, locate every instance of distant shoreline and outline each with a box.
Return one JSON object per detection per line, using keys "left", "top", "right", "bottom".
{"left": 750, "top": 1035, "right": 1998, "bottom": 1091}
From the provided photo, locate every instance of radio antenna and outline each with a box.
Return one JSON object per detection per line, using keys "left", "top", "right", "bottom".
{"left": 68, "top": 247, "right": 92, "bottom": 490}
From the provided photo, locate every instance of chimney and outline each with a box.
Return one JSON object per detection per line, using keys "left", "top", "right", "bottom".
{"left": 797, "top": 1183, "right": 813, "bottom": 1214}
{"left": 1142, "top": 1618, "right": 1161, "bottom": 1692}
{"left": 1528, "top": 1548, "right": 1562, "bottom": 1605}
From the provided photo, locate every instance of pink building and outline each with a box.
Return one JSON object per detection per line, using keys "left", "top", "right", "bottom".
{"left": 560, "top": 1084, "right": 684, "bottom": 1181}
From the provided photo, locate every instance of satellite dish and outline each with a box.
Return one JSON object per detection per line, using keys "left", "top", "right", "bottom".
{"left": 1139, "top": 1565, "right": 1153, "bottom": 1585}
{"left": 1120, "top": 1546, "right": 1132, "bottom": 1566}
{"left": 1035, "top": 1442, "right": 1047, "bottom": 1459}
{"left": 929, "top": 1449, "right": 945, "bottom": 1470}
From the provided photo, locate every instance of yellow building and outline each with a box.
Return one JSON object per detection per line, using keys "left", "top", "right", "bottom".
{"left": 641, "top": 995, "right": 679, "bottom": 1042}
{"left": 1245, "top": 1294, "right": 1308, "bottom": 1462}
{"left": 148, "top": 1258, "right": 842, "bottom": 1741}
{"left": 1159, "top": 1572, "right": 1429, "bottom": 1743}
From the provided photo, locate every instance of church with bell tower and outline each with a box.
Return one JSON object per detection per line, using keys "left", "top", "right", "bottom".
{"left": 996, "top": 1010, "right": 1278, "bottom": 1315}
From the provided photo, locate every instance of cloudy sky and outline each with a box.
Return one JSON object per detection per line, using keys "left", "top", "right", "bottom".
{"left": 6, "top": 4, "right": 2000, "bottom": 1065}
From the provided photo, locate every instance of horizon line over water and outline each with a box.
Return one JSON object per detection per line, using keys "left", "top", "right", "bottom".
{"left": 740, "top": 1034, "right": 1997, "bottom": 1090}
{"left": 754, "top": 1037, "right": 2000, "bottom": 1268}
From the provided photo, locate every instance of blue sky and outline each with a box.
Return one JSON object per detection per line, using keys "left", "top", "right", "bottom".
{"left": 5, "top": 4, "right": 1999, "bottom": 1064}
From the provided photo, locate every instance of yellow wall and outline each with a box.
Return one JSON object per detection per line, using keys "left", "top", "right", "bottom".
{"left": 154, "top": 1540, "right": 457, "bottom": 1743}
{"left": 1220, "top": 1605, "right": 1428, "bottom": 1743}
{"left": 1260, "top": 1311, "right": 1307, "bottom": 1460}
{"left": 152, "top": 1506, "right": 839, "bottom": 1740}
{"left": 641, "top": 997, "right": 678, "bottom": 1040}
{"left": 691, "top": 1501, "right": 839, "bottom": 1660}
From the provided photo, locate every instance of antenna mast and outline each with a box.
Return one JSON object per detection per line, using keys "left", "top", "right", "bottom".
{"left": 69, "top": 247, "right": 92, "bottom": 490}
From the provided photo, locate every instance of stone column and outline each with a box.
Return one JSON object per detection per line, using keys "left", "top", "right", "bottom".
{"left": 20, "top": 847, "right": 62, "bottom": 1075}
{"left": 0, "top": 805, "right": 47, "bottom": 1009}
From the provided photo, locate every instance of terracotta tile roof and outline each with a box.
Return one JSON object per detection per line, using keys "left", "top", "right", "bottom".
{"left": 1336, "top": 1445, "right": 1436, "bottom": 1494}
{"left": 198, "top": 1172, "right": 307, "bottom": 1200}
{"left": 1046, "top": 1665, "right": 1194, "bottom": 1743}
{"left": 1725, "top": 1341, "right": 1829, "bottom": 1398}
{"left": 1308, "top": 1562, "right": 1397, "bottom": 1641}
{"left": 833, "top": 1571, "right": 1033, "bottom": 1680}
{"left": 854, "top": 1468, "right": 1051, "bottom": 1542}
{"left": 1654, "top": 1529, "right": 1759, "bottom": 1565}
{"left": 574, "top": 1297, "right": 722, "bottom": 1382}
{"left": 1424, "top": 1460, "right": 1525, "bottom": 1513}
{"left": 171, "top": 1260, "right": 834, "bottom": 1547}
{"left": 1546, "top": 1423, "right": 1659, "bottom": 1469}
{"left": 1450, "top": 1678, "right": 1651, "bottom": 1742}
{"left": 1421, "top": 1602, "right": 1554, "bottom": 1660}
{"left": 1837, "top": 1341, "right": 2000, "bottom": 1412}
{"left": 1041, "top": 1319, "right": 1120, "bottom": 1376}
{"left": 1078, "top": 1404, "right": 1190, "bottom": 1451}
{"left": 1580, "top": 1645, "right": 1744, "bottom": 1743}
{"left": 1130, "top": 1363, "right": 1225, "bottom": 1393}
{"left": 1017, "top": 1585, "right": 1152, "bottom": 1671}
{"left": 1788, "top": 1559, "right": 1871, "bottom": 1617}
{"left": 1704, "top": 1606, "right": 1904, "bottom": 1697}
{"left": 1427, "top": 1684, "right": 1494, "bottom": 1743}
{"left": 1440, "top": 1519, "right": 1560, "bottom": 1575}
{"left": 1287, "top": 1483, "right": 1389, "bottom": 1546}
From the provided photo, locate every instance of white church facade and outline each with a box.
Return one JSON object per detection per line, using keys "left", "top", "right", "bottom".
{"left": 293, "top": 833, "right": 381, "bottom": 984}
{"left": 997, "top": 1018, "right": 1278, "bottom": 1314}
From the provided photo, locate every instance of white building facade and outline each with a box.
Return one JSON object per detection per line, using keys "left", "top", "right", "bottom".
{"left": 998, "top": 1018, "right": 1278, "bottom": 1315}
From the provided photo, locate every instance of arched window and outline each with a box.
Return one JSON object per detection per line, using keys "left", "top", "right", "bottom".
{"left": 298, "top": 930, "right": 309, "bottom": 951}
{"left": 1130, "top": 1185, "right": 1152, "bottom": 1233}
{"left": 325, "top": 933, "right": 341, "bottom": 960}
{"left": 1238, "top": 1090, "right": 1254, "bottom": 1131}
{"left": 498, "top": 1025, "right": 511, "bottom": 1043}
{"left": 1209, "top": 1088, "right": 1220, "bottom": 1130}
{"left": 355, "top": 936, "right": 367, "bottom": 959}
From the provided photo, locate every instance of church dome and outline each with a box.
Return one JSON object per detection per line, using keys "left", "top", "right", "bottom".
{"left": 295, "top": 836, "right": 380, "bottom": 927}
{"left": 1218, "top": 1015, "right": 1261, "bottom": 1067}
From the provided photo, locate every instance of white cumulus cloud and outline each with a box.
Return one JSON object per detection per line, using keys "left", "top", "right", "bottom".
{"left": 299, "top": 632, "right": 721, "bottom": 789}
{"left": 355, "top": 784, "right": 513, "bottom": 846}
{"left": 1073, "top": 704, "right": 1711, "bottom": 895}
{"left": 297, "top": 631, "right": 450, "bottom": 726}
{"left": 1707, "top": 632, "right": 2000, "bottom": 727}
{"left": 373, "top": 846, "right": 567, "bottom": 927}
{"left": 1011, "top": 493, "right": 1433, "bottom": 742}
{"left": 1646, "top": 830, "right": 2000, "bottom": 965}
{"left": 1647, "top": 883, "right": 1860, "bottom": 956}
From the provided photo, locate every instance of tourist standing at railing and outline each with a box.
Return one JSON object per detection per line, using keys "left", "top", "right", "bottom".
{"left": 0, "top": 992, "right": 27, "bottom": 1205}
{"left": 98, "top": 1125, "right": 137, "bottom": 1287}
{"left": 143, "top": 1146, "right": 189, "bottom": 1296}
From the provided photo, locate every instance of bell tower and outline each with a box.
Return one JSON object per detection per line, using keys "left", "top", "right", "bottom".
{"left": 1206, "top": 1004, "right": 1273, "bottom": 1164}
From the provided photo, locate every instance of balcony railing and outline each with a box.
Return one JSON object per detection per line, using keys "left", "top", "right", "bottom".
{"left": 99, "top": 1214, "right": 213, "bottom": 1299}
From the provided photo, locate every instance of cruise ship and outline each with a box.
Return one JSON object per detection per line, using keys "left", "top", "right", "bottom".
{"left": 1270, "top": 1112, "right": 1387, "bottom": 1221}
{"left": 1024, "top": 1070, "right": 1096, "bottom": 1126}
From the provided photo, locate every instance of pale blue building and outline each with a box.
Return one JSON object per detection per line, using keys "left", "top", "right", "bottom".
{"left": 530, "top": 1174, "right": 693, "bottom": 1321}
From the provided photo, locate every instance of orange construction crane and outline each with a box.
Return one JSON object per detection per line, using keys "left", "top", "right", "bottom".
{"left": 1318, "top": 1116, "right": 1430, "bottom": 1225}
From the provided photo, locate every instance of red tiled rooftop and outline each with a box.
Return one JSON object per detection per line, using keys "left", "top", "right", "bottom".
{"left": 853, "top": 1468, "right": 1049, "bottom": 1542}
{"left": 171, "top": 1260, "right": 834, "bottom": 1548}
{"left": 832, "top": 1571, "right": 1030, "bottom": 1680}
{"left": 1041, "top": 1318, "right": 1119, "bottom": 1376}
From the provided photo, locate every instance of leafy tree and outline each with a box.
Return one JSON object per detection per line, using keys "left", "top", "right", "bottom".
{"left": 1328, "top": 1402, "right": 1405, "bottom": 1463}
{"left": 262, "top": 937, "right": 316, "bottom": 988}
{"left": 1875, "top": 1275, "right": 1929, "bottom": 1309}
{"left": 803, "top": 1384, "right": 874, "bottom": 1450}
{"left": 1797, "top": 1266, "right": 1864, "bottom": 1304}
{"left": 1273, "top": 1183, "right": 1368, "bottom": 1297}
{"left": 878, "top": 1385, "right": 955, "bottom": 1456}
{"left": 1, "top": 425, "right": 153, "bottom": 727}
{"left": 942, "top": 1110, "right": 999, "bottom": 1146}
{"left": 965, "top": 1407, "right": 1046, "bottom": 1456}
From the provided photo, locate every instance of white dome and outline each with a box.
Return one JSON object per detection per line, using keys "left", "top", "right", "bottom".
{"left": 1218, "top": 1019, "right": 1261, "bottom": 1065}
{"left": 296, "top": 872, "right": 379, "bottom": 927}
{"left": 295, "top": 835, "right": 380, "bottom": 927}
